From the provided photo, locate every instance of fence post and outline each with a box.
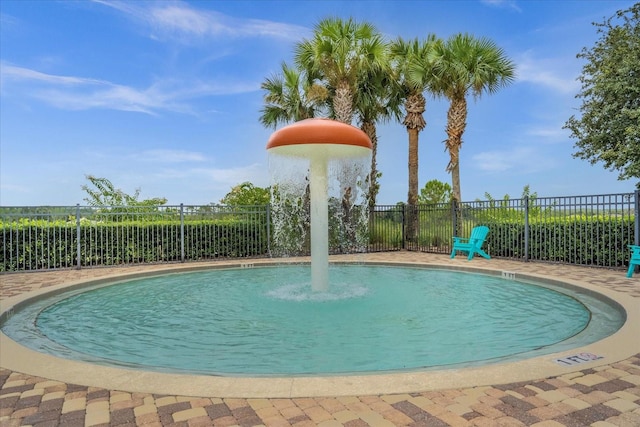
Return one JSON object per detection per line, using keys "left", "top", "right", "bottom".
{"left": 75, "top": 204, "right": 81, "bottom": 270}
{"left": 266, "top": 204, "right": 271, "bottom": 257}
{"left": 180, "top": 203, "right": 185, "bottom": 263}
{"left": 524, "top": 195, "right": 530, "bottom": 262}
{"left": 635, "top": 189, "right": 639, "bottom": 247}
{"left": 401, "top": 204, "right": 406, "bottom": 249}
{"left": 451, "top": 199, "right": 458, "bottom": 239}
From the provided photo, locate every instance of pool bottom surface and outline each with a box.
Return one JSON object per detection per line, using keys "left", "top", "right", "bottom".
{"left": 2, "top": 264, "right": 623, "bottom": 376}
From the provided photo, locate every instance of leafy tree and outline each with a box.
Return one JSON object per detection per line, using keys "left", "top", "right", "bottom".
{"left": 481, "top": 184, "right": 551, "bottom": 222}
{"left": 519, "top": 184, "right": 538, "bottom": 203}
{"left": 419, "top": 179, "right": 452, "bottom": 204}
{"left": 563, "top": 3, "right": 640, "bottom": 188}
{"left": 484, "top": 184, "right": 537, "bottom": 201}
{"left": 418, "top": 33, "right": 515, "bottom": 204}
{"left": 219, "top": 182, "right": 270, "bottom": 206}
{"left": 81, "top": 175, "right": 167, "bottom": 207}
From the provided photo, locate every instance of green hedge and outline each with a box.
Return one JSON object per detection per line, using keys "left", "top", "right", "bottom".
{"left": 1, "top": 219, "right": 269, "bottom": 271}
{"left": 484, "top": 218, "right": 634, "bottom": 266}
{"left": 1, "top": 222, "right": 77, "bottom": 271}
{"left": 1, "top": 215, "right": 635, "bottom": 271}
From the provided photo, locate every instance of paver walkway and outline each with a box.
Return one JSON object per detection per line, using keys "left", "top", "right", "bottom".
{"left": 1, "top": 252, "right": 639, "bottom": 426}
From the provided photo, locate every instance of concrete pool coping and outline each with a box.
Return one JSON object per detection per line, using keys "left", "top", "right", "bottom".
{"left": 1, "top": 253, "right": 639, "bottom": 399}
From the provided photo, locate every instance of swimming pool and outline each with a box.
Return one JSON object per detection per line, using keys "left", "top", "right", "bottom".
{"left": 1, "top": 264, "right": 625, "bottom": 376}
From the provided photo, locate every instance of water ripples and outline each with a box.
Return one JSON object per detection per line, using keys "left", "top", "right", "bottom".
{"left": 1, "top": 265, "right": 623, "bottom": 376}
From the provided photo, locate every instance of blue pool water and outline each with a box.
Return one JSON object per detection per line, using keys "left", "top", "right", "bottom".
{"left": 1, "top": 265, "right": 624, "bottom": 376}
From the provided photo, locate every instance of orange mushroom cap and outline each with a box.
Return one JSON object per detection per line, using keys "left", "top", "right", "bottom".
{"left": 266, "top": 118, "right": 372, "bottom": 150}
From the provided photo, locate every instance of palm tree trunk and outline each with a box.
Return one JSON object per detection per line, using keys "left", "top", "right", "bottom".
{"left": 333, "top": 79, "right": 355, "bottom": 247}
{"left": 361, "top": 120, "right": 379, "bottom": 209}
{"left": 445, "top": 97, "right": 467, "bottom": 236}
{"left": 451, "top": 160, "right": 462, "bottom": 235}
{"left": 403, "top": 93, "right": 426, "bottom": 243}
{"left": 407, "top": 127, "right": 419, "bottom": 206}
{"left": 334, "top": 80, "right": 354, "bottom": 124}
{"left": 406, "top": 126, "right": 419, "bottom": 242}
{"left": 445, "top": 97, "right": 467, "bottom": 203}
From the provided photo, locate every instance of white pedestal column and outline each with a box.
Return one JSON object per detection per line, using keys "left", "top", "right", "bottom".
{"left": 309, "top": 155, "right": 329, "bottom": 292}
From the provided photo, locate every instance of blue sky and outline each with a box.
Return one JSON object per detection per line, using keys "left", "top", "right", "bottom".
{"left": 1, "top": 0, "right": 637, "bottom": 206}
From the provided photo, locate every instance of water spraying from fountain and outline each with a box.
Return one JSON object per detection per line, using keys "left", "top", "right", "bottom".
{"left": 267, "top": 118, "right": 372, "bottom": 292}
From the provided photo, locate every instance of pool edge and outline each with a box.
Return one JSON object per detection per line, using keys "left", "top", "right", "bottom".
{"left": 1, "top": 257, "right": 638, "bottom": 398}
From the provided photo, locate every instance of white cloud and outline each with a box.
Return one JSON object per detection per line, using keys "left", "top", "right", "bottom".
{"left": 480, "top": 0, "right": 522, "bottom": 12}
{"left": 92, "top": 0, "right": 308, "bottom": 43}
{"left": 473, "top": 151, "right": 515, "bottom": 172}
{"left": 1, "top": 63, "right": 109, "bottom": 86}
{"left": 0, "top": 182, "right": 31, "bottom": 194}
{"left": 150, "top": 5, "right": 214, "bottom": 37}
{"left": 0, "top": 12, "right": 22, "bottom": 30}
{"left": 515, "top": 51, "right": 580, "bottom": 94}
{"left": 472, "top": 146, "right": 555, "bottom": 174}
{"left": 525, "top": 126, "right": 571, "bottom": 144}
{"left": 1, "top": 63, "right": 258, "bottom": 115}
{"left": 126, "top": 163, "right": 268, "bottom": 188}
{"left": 135, "top": 149, "right": 208, "bottom": 163}
{"left": 193, "top": 163, "right": 270, "bottom": 188}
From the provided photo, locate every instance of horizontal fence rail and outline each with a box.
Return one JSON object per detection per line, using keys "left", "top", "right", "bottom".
{"left": 1, "top": 191, "right": 637, "bottom": 272}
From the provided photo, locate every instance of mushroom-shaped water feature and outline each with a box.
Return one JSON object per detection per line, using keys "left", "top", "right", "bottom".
{"left": 267, "top": 118, "right": 372, "bottom": 292}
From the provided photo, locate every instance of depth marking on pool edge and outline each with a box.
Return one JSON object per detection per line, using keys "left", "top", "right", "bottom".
{"left": 501, "top": 271, "right": 516, "bottom": 280}
{"left": 554, "top": 352, "right": 604, "bottom": 366}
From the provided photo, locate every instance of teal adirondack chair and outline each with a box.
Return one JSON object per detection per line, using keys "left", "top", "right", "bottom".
{"left": 451, "top": 226, "right": 491, "bottom": 261}
{"left": 627, "top": 245, "right": 640, "bottom": 278}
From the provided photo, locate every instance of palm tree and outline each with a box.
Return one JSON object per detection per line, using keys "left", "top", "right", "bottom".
{"left": 354, "top": 64, "right": 403, "bottom": 208}
{"left": 294, "top": 17, "right": 388, "bottom": 124}
{"left": 390, "top": 36, "right": 438, "bottom": 240}
{"left": 418, "top": 33, "right": 515, "bottom": 204}
{"left": 295, "top": 17, "right": 393, "bottom": 215}
{"left": 259, "top": 62, "right": 326, "bottom": 129}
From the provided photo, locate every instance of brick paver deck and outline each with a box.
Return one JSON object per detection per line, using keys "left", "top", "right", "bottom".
{"left": 1, "top": 252, "right": 639, "bottom": 426}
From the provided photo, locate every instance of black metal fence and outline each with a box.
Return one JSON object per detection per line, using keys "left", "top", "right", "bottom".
{"left": 0, "top": 205, "right": 270, "bottom": 271}
{"left": 404, "top": 192, "right": 639, "bottom": 269}
{"left": 1, "top": 191, "right": 638, "bottom": 272}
